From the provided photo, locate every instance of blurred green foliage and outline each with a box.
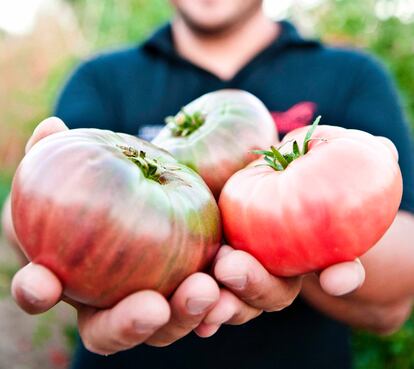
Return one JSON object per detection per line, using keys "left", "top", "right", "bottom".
{"left": 0, "top": 174, "right": 11, "bottom": 216}
{"left": 310, "top": 2, "right": 414, "bottom": 368}
{"left": 1, "top": 0, "right": 413, "bottom": 368}
{"left": 68, "top": 0, "right": 172, "bottom": 49}
{"left": 0, "top": 256, "right": 17, "bottom": 298}
{"left": 33, "top": 311, "right": 56, "bottom": 348}
{"left": 313, "top": 0, "right": 414, "bottom": 130}
{"left": 353, "top": 323, "right": 414, "bottom": 369}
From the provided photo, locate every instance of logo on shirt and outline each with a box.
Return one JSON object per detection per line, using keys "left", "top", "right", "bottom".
{"left": 271, "top": 102, "right": 317, "bottom": 134}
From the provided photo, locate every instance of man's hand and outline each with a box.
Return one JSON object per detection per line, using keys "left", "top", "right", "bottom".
{"left": 8, "top": 117, "right": 224, "bottom": 354}
{"left": 12, "top": 263, "right": 221, "bottom": 354}
{"left": 194, "top": 245, "right": 365, "bottom": 337}
{"left": 8, "top": 117, "right": 302, "bottom": 355}
{"left": 301, "top": 211, "right": 414, "bottom": 334}
{"left": 7, "top": 117, "right": 367, "bottom": 355}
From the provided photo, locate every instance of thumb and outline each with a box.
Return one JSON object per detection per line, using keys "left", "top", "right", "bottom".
{"left": 25, "top": 117, "right": 68, "bottom": 154}
{"left": 319, "top": 259, "right": 365, "bottom": 296}
{"left": 11, "top": 263, "right": 63, "bottom": 314}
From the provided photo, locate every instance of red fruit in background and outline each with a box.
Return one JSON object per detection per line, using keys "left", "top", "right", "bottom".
{"left": 219, "top": 118, "right": 402, "bottom": 276}
{"left": 153, "top": 89, "right": 278, "bottom": 198}
{"left": 12, "top": 129, "right": 221, "bottom": 308}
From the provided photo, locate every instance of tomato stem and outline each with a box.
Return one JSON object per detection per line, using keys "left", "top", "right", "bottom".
{"left": 253, "top": 115, "right": 322, "bottom": 171}
{"left": 117, "top": 145, "right": 178, "bottom": 183}
{"left": 165, "top": 109, "right": 205, "bottom": 137}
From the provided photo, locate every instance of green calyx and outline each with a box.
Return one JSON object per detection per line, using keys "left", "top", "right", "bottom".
{"left": 165, "top": 109, "right": 205, "bottom": 137}
{"left": 118, "top": 145, "right": 175, "bottom": 183}
{"left": 253, "top": 116, "right": 323, "bottom": 171}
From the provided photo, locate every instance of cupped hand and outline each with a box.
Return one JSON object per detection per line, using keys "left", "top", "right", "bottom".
{"left": 12, "top": 263, "right": 220, "bottom": 354}
{"left": 195, "top": 245, "right": 365, "bottom": 337}
{"left": 11, "top": 117, "right": 221, "bottom": 354}
{"left": 11, "top": 117, "right": 367, "bottom": 354}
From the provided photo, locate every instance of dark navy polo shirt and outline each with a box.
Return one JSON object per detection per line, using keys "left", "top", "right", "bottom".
{"left": 55, "top": 21, "right": 414, "bottom": 369}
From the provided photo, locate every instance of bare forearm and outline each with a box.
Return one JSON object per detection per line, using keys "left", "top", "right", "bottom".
{"left": 302, "top": 274, "right": 412, "bottom": 334}
{"left": 301, "top": 211, "right": 414, "bottom": 334}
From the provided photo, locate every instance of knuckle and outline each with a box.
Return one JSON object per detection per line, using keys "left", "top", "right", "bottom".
{"left": 79, "top": 325, "right": 115, "bottom": 355}
{"left": 112, "top": 322, "right": 157, "bottom": 349}
{"left": 145, "top": 331, "right": 177, "bottom": 347}
{"left": 145, "top": 315, "right": 199, "bottom": 347}
{"left": 173, "top": 319, "right": 195, "bottom": 332}
{"left": 146, "top": 322, "right": 187, "bottom": 347}
{"left": 167, "top": 309, "right": 199, "bottom": 330}
{"left": 243, "top": 276, "right": 268, "bottom": 301}
{"left": 229, "top": 307, "right": 262, "bottom": 325}
{"left": 263, "top": 292, "right": 297, "bottom": 313}
{"left": 244, "top": 282, "right": 298, "bottom": 312}
{"left": 82, "top": 339, "right": 109, "bottom": 356}
{"left": 111, "top": 332, "right": 134, "bottom": 349}
{"left": 243, "top": 290, "right": 266, "bottom": 305}
{"left": 229, "top": 311, "right": 250, "bottom": 325}
{"left": 118, "top": 321, "right": 144, "bottom": 341}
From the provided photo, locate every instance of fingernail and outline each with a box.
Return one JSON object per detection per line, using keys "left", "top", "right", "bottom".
{"left": 220, "top": 275, "right": 247, "bottom": 290}
{"left": 336, "top": 274, "right": 362, "bottom": 296}
{"left": 134, "top": 322, "right": 159, "bottom": 334}
{"left": 216, "top": 246, "right": 233, "bottom": 260}
{"left": 20, "top": 286, "right": 43, "bottom": 306}
{"left": 186, "top": 298, "right": 215, "bottom": 315}
{"left": 340, "top": 264, "right": 365, "bottom": 295}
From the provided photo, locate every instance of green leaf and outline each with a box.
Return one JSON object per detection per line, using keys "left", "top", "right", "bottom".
{"left": 303, "top": 115, "right": 321, "bottom": 154}
{"left": 293, "top": 140, "right": 300, "bottom": 156}
{"left": 270, "top": 146, "right": 289, "bottom": 169}
{"left": 264, "top": 156, "right": 283, "bottom": 171}
{"left": 283, "top": 153, "right": 296, "bottom": 163}
{"left": 251, "top": 149, "right": 274, "bottom": 156}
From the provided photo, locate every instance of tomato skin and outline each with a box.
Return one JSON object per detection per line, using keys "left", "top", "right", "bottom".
{"left": 219, "top": 125, "right": 402, "bottom": 276}
{"left": 12, "top": 129, "right": 221, "bottom": 308}
{"left": 153, "top": 89, "right": 278, "bottom": 198}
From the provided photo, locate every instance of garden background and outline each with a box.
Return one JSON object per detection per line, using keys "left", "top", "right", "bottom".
{"left": 0, "top": 0, "right": 413, "bottom": 368}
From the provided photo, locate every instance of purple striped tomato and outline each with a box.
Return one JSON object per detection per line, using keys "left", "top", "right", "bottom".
{"left": 219, "top": 118, "right": 402, "bottom": 276}
{"left": 11, "top": 129, "right": 221, "bottom": 308}
{"left": 153, "top": 89, "right": 278, "bottom": 198}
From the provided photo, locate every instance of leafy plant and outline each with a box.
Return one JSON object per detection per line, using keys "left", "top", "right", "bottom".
{"left": 311, "top": 0, "right": 414, "bottom": 130}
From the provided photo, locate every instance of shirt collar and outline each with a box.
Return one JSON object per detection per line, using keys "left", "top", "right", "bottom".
{"left": 142, "top": 20, "right": 320, "bottom": 58}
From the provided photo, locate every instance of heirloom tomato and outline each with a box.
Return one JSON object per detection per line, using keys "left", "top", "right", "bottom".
{"left": 153, "top": 89, "right": 278, "bottom": 198}
{"left": 12, "top": 129, "right": 221, "bottom": 308}
{"left": 219, "top": 117, "right": 402, "bottom": 276}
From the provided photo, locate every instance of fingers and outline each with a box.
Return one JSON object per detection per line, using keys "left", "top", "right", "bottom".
{"left": 215, "top": 248, "right": 302, "bottom": 312}
{"left": 78, "top": 291, "right": 170, "bottom": 355}
{"left": 213, "top": 245, "right": 234, "bottom": 262}
{"left": 145, "top": 273, "right": 219, "bottom": 347}
{"left": 195, "top": 289, "right": 262, "bottom": 338}
{"left": 319, "top": 259, "right": 365, "bottom": 296}
{"left": 11, "top": 263, "right": 63, "bottom": 314}
{"left": 25, "top": 117, "right": 68, "bottom": 153}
